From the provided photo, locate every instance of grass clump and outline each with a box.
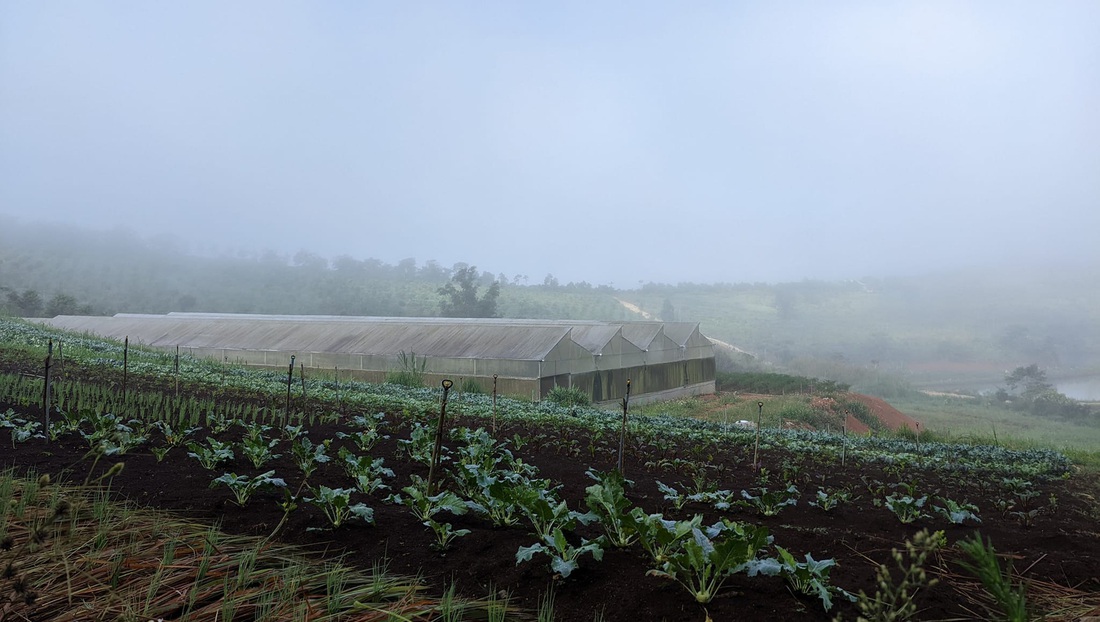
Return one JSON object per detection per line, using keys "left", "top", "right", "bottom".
{"left": 386, "top": 351, "right": 427, "bottom": 388}
{"left": 955, "top": 532, "right": 1028, "bottom": 622}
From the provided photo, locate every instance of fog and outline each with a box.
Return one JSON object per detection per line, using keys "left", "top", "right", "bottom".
{"left": 2, "top": 2, "right": 1098, "bottom": 286}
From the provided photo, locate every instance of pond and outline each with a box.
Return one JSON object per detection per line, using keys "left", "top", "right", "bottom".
{"left": 1055, "top": 377, "right": 1100, "bottom": 401}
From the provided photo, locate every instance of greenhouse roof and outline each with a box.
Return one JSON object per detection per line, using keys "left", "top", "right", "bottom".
{"left": 40, "top": 313, "right": 712, "bottom": 362}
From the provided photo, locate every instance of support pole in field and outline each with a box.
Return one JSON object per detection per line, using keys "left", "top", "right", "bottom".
{"left": 491, "top": 374, "right": 498, "bottom": 434}
{"left": 753, "top": 400, "right": 764, "bottom": 472}
{"left": 618, "top": 379, "right": 631, "bottom": 475}
{"left": 174, "top": 345, "right": 180, "bottom": 399}
{"left": 42, "top": 339, "right": 53, "bottom": 442}
{"left": 122, "top": 336, "right": 129, "bottom": 406}
{"left": 842, "top": 410, "right": 848, "bottom": 467}
{"left": 427, "top": 379, "right": 454, "bottom": 496}
{"left": 174, "top": 345, "right": 181, "bottom": 424}
{"left": 285, "top": 354, "right": 296, "bottom": 421}
{"left": 335, "top": 366, "right": 341, "bottom": 418}
{"left": 300, "top": 362, "right": 306, "bottom": 396}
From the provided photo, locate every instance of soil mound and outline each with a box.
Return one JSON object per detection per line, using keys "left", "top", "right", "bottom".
{"left": 846, "top": 393, "right": 921, "bottom": 432}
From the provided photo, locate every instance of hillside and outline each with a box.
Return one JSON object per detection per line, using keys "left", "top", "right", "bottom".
{"left": 4, "top": 219, "right": 1100, "bottom": 393}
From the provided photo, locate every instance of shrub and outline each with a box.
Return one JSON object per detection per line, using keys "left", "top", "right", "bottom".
{"left": 842, "top": 400, "right": 885, "bottom": 432}
{"left": 546, "top": 386, "right": 590, "bottom": 408}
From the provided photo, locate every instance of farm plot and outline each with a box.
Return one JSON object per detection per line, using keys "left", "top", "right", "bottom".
{"left": 0, "top": 328, "right": 1098, "bottom": 620}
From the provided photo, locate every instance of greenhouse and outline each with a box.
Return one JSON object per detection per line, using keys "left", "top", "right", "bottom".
{"left": 39, "top": 313, "right": 715, "bottom": 403}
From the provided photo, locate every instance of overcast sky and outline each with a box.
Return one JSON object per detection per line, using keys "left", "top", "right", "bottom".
{"left": 2, "top": 2, "right": 1097, "bottom": 286}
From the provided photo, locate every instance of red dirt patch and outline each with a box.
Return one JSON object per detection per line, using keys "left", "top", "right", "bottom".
{"left": 845, "top": 393, "right": 922, "bottom": 433}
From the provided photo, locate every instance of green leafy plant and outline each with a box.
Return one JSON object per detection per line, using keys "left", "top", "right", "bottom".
{"left": 633, "top": 511, "right": 702, "bottom": 567}
{"left": 291, "top": 436, "right": 331, "bottom": 478}
{"left": 932, "top": 498, "right": 981, "bottom": 525}
{"left": 304, "top": 485, "right": 374, "bottom": 530}
{"left": 515, "top": 528, "right": 604, "bottom": 579}
{"left": 186, "top": 437, "right": 235, "bottom": 470}
{"left": 78, "top": 411, "right": 148, "bottom": 455}
{"left": 656, "top": 480, "right": 690, "bottom": 511}
{"left": 508, "top": 485, "right": 595, "bottom": 543}
{"left": 239, "top": 425, "right": 282, "bottom": 468}
{"left": 337, "top": 447, "right": 394, "bottom": 495}
{"left": 281, "top": 423, "right": 306, "bottom": 441}
{"left": 387, "top": 476, "right": 473, "bottom": 551}
{"left": 211, "top": 470, "right": 287, "bottom": 506}
{"left": 398, "top": 422, "right": 441, "bottom": 466}
{"left": 449, "top": 427, "right": 538, "bottom": 527}
{"left": 772, "top": 546, "right": 855, "bottom": 612}
{"left": 739, "top": 485, "right": 800, "bottom": 516}
{"left": 5, "top": 415, "right": 43, "bottom": 447}
{"left": 808, "top": 487, "right": 853, "bottom": 512}
{"left": 149, "top": 421, "right": 200, "bottom": 462}
{"left": 583, "top": 468, "right": 640, "bottom": 548}
{"left": 645, "top": 517, "right": 774, "bottom": 604}
{"left": 336, "top": 412, "right": 389, "bottom": 451}
{"left": 884, "top": 493, "right": 929, "bottom": 524}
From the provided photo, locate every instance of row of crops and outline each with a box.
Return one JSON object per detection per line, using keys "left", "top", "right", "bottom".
{"left": 0, "top": 316, "right": 1082, "bottom": 619}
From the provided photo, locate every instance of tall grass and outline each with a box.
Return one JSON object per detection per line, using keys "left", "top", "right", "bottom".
{"left": 0, "top": 469, "right": 521, "bottom": 621}
{"left": 890, "top": 394, "right": 1100, "bottom": 456}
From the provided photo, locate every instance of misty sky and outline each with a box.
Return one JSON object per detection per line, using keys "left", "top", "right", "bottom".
{"left": 2, "top": 2, "right": 1098, "bottom": 286}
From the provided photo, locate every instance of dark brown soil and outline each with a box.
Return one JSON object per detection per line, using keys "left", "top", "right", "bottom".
{"left": 3, "top": 372, "right": 1099, "bottom": 620}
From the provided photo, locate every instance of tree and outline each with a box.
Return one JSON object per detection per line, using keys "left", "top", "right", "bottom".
{"left": 44, "top": 293, "right": 81, "bottom": 317}
{"left": 7, "top": 289, "right": 42, "bottom": 317}
{"left": 1003, "top": 364, "right": 1052, "bottom": 400}
{"left": 438, "top": 266, "right": 501, "bottom": 318}
{"left": 660, "top": 298, "right": 676, "bottom": 321}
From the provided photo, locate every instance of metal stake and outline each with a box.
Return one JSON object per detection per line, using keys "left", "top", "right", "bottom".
{"left": 753, "top": 400, "right": 764, "bottom": 472}
{"left": 427, "top": 379, "right": 454, "bottom": 495}
{"left": 618, "top": 379, "right": 631, "bottom": 475}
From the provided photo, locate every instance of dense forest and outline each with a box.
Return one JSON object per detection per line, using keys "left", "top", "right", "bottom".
{"left": 3, "top": 218, "right": 1099, "bottom": 391}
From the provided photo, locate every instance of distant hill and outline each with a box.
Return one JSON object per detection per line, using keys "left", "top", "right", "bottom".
{"left": 3, "top": 218, "right": 1098, "bottom": 393}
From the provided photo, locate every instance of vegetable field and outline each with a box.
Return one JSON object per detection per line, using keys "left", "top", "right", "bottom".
{"left": 2, "top": 319, "right": 1099, "bottom": 621}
